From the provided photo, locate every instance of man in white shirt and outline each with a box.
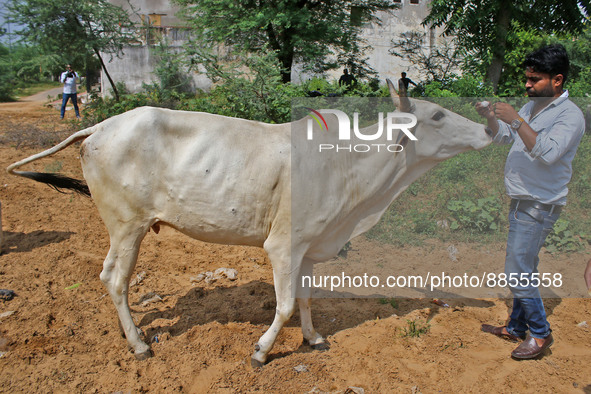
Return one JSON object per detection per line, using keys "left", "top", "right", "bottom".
{"left": 477, "top": 44, "right": 585, "bottom": 360}
{"left": 60, "top": 64, "right": 80, "bottom": 119}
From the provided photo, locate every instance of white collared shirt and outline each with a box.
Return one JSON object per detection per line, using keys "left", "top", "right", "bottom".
{"left": 493, "top": 91, "right": 585, "bottom": 205}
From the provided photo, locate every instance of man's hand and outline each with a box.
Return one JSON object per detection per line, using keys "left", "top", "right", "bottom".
{"left": 585, "top": 259, "right": 591, "bottom": 295}
{"left": 494, "top": 103, "right": 520, "bottom": 124}
{"left": 475, "top": 101, "right": 496, "bottom": 120}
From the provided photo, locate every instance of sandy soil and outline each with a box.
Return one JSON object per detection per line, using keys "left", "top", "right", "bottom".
{"left": 0, "top": 94, "right": 590, "bottom": 393}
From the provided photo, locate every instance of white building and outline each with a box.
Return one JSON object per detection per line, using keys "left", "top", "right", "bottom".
{"left": 102, "top": 0, "right": 449, "bottom": 94}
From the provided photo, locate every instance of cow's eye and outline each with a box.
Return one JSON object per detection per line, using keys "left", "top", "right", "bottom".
{"left": 432, "top": 111, "right": 445, "bottom": 121}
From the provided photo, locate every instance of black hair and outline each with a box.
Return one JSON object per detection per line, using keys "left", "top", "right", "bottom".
{"left": 522, "top": 44, "right": 570, "bottom": 84}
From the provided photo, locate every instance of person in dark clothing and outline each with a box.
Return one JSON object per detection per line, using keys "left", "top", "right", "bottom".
{"left": 397, "top": 72, "right": 416, "bottom": 96}
{"left": 339, "top": 69, "right": 357, "bottom": 89}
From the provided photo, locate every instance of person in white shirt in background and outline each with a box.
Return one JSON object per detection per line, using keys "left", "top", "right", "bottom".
{"left": 60, "top": 64, "right": 80, "bottom": 119}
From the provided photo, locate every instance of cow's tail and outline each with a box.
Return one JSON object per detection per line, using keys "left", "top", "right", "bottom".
{"left": 6, "top": 127, "right": 97, "bottom": 197}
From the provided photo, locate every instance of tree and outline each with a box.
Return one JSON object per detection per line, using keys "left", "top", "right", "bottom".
{"left": 423, "top": 0, "right": 591, "bottom": 93}
{"left": 389, "top": 31, "right": 464, "bottom": 83}
{"left": 7, "top": 0, "right": 138, "bottom": 100}
{"left": 174, "top": 0, "right": 398, "bottom": 83}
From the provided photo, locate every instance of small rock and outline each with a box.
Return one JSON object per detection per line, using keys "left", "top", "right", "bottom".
{"left": 294, "top": 364, "right": 308, "bottom": 373}
{"left": 215, "top": 267, "right": 238, "bottom": 280}
{"left": 190, "top": 273, "right": 205, "bottom": 283}
{"left": 0, "top": 336, "right": 10, "bottom": 351}
{"left": 0, "top": 290, "right": 16, "bottom": 301}
{"left": 344, "top": 387, "right": 365, "bottom": 394}
{"left": 437, "top": 220, "right": 449, "bottom": 230}
{"left": 129, "top": 271, "right": 146, "bottom": 287}
{"left": 577, "top": 321, "right": 588, "bottom": 329}
{"left": 138, "top": 292, "right": 163, "bottom": 306}
{"left": 447, "top": 245, "right": 458, "bottom": 262}
{"left": 0, "top": 310, "right": 16, "bottom": 320}
{"left": 204, "top": 271, "right": 216, "bottom": 284}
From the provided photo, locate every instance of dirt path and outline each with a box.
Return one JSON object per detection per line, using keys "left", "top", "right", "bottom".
{"left": 0, "top": 91, "right": 590, "bottom": 393}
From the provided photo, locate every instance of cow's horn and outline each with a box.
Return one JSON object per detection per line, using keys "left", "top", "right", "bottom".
{"left": 386, "top": 79, "right": 400, "bottom": 108}
{"left": 386, "top": 78, "right": 412, "bottom": 113}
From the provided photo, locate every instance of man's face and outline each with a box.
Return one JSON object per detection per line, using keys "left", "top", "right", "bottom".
{"left": 525, "top": 68, "right": 562, "bottom": 98}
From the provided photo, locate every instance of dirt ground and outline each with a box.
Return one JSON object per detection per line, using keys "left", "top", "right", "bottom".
{"left": 0, "top": 94, "right": 590, "bottom": 393}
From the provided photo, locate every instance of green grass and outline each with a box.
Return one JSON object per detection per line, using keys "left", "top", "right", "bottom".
{"left": 400, "top": 320, "right": 430, "bottom": 338}
{"left": 366, "top": 134, "right": 591, "bottom": 252}
{"left": 14, "top": 81, "right": 61, "bottom": 98}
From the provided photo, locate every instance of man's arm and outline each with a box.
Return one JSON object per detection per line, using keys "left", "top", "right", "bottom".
{"left": 494, "top": 103, "right": 538, "bottom": 151}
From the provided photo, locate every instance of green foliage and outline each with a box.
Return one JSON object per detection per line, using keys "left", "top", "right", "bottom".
{"left": 183, "top": 50, "right": 305, "bottom": 123}
{"left": 424, "top": 0, "right": 590, "bottom": 91}
{"left": 378, "top": 298, "right": 398, "bottom": 309}
{"left": 8, "top": 0, "right": 138, "bottom": 99}
{"left": 175, "top": 0, "right": 398, "bottom": 82}
{"left": 400, "top": 320, "right": 430, "bottom": 338}
{"left": 544, "top": 219, "right": 586, "bottom": 254}
{"left": 390, "top": 31, "right": 464, "bottom": 83}
{"left": 447, "top": 197, "right": 501, "bottom": 233}
{"left": 0, "top": 46, "right": 14, "bottom": 101}
{"left": 144, "top": 39, "right": 194, "bottom": 97}
{"left": 566, "top": 67, "right": 591, "bottom": 98}
{"left": 417, "top": 73, "right": 494, "bottom": 98}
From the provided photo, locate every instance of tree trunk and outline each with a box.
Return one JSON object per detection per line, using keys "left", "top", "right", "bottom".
{"left": 266, "top": 24, "right": 293, "bottom": 83}
{"left": 278, "top": 48, "right": 294, "bottom": 83}
{"left": 93, "top": 47, "right": 120, "bottom": 101}
{"left": 485, "top": 2, "right": 512, "bottom": 93}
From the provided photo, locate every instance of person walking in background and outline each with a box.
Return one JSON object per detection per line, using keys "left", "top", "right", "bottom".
{"left": 476, "top": 44, "right": 585, "bottom": 360}
{"left": 397, "top": 72, "right": 416, "bottom": 96}
{"left": 60, "top": 64, "right": 80, "bottom": 119}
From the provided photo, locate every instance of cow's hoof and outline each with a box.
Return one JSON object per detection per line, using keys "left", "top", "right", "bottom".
{"left": 311, "top": 341, "right": 330, "bottom": 351}
{"left": 250, "top": 357, "right": 265, "bottom": 368}
{"left": 134, "top": 348, "right": 153, "bottom": 361}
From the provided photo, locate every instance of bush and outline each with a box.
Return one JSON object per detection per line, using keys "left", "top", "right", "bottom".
{"left": 447, "top": 196, "right": 502, "bottom": 233}
{"left": 544, "top": 219, "right": 586, "bottom": 253}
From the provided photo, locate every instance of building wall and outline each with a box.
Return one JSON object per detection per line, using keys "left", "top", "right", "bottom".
{"left": 101, "top": 0, "right": 449, "bottom": 95}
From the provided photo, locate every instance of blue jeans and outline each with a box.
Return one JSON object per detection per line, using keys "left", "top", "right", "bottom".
{"left": 505, "top": 206, "right": 559, "bottom": 339}
{"left": 61, "top": 93, "right": 80, "bottom": 118}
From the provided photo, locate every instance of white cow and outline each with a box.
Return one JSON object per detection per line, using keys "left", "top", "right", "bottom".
{"left": 6, "top": 81, "right": 491, "bottom": 366}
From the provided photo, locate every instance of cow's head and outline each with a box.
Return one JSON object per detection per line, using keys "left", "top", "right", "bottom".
{"left": 386, "top": 79, "right": 491, "bottom": 160}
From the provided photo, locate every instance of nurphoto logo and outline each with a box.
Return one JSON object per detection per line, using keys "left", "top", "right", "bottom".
{"left": 305, "top": 108, "right": 418, "bottom": 153}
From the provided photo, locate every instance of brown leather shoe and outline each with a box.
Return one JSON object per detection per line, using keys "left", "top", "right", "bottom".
{"left": 481, "top": 324, "right": 526, "bottom": 342}
{"left": 511, "top": 333, "right": 553, "bottom": 359}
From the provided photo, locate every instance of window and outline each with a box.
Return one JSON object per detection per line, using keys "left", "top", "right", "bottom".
{"left": 410, "top": 0, "right": 419, "bottom": 4}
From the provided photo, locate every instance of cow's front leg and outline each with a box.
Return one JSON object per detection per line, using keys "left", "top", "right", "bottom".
{"left": 298, "top": 258, "right": 328, "bottom": 350}
{"left": 251, "top": 240, "right": 298, "bottom": 367}
{"left": 100, "top": 225, "right": 151, "bottom": 360}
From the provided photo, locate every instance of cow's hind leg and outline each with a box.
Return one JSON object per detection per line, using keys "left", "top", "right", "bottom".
{"left": 298, "top": 258, "right": 328, "bottom": 350}
{"left": 100, "top": 224, "right": 151, "bottom": 360}
{"left": 251, "top": 240, "right": 300, "bottom": 367}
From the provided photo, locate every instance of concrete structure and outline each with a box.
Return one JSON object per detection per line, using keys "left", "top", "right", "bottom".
{"left": 101, "top": 0, "right": 450, "bottom": 94}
